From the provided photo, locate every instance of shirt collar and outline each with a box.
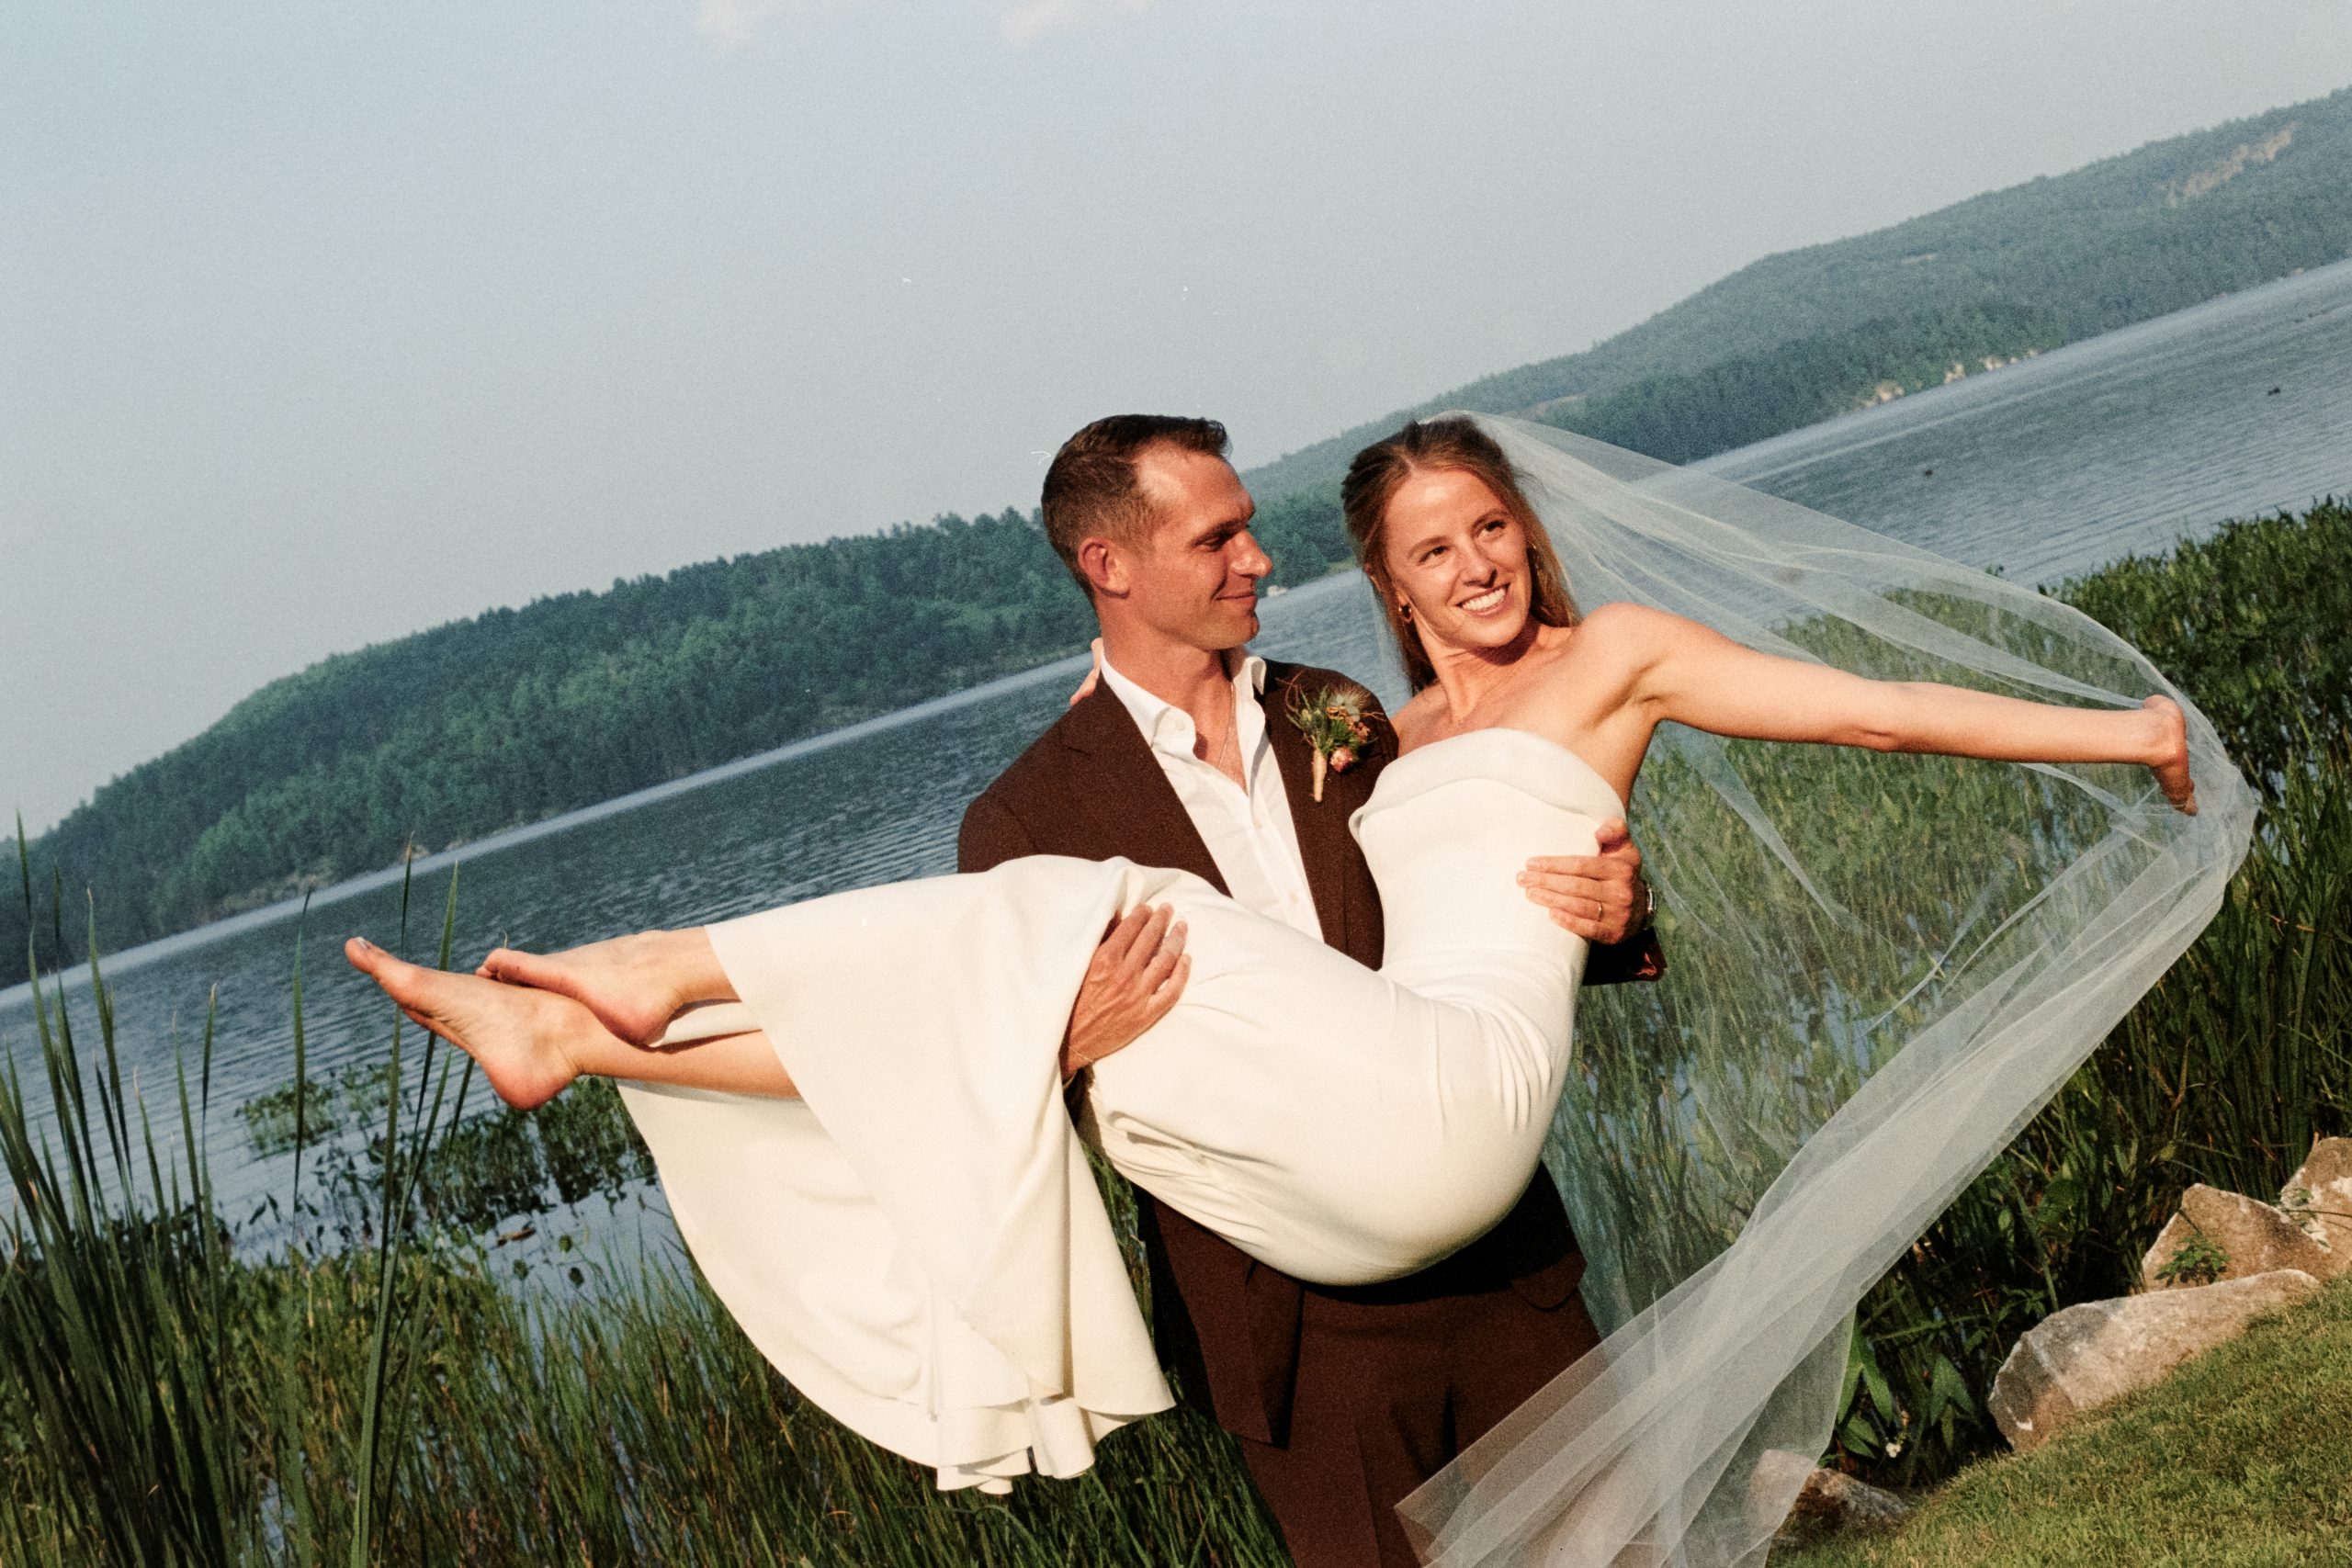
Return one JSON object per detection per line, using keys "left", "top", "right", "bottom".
{"left": 1096, "top": 643, "right": 1269, "bottom": 759}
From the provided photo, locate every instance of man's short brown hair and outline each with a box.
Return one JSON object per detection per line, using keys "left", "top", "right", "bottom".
{"left": 1040, "top": 414, "right": 1230, "bottom": 592}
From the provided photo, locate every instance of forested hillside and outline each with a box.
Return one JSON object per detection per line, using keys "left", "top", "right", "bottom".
{"left": 4, "top": 513, "right": 1095, "bottom": 979}
{"left": 1244, "top": 88, "right": 2352, "bottom": 499}
{"left": 11, "top": 85, "right": 2352, "bottom": 983}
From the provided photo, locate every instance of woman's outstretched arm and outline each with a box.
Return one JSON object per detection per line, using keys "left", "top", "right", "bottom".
{"left": 1597, "top": 602, "right": 2198, "bottom": 811}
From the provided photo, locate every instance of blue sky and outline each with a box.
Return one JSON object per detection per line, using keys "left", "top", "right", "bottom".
{"left": 6, "top": 0, "right": 2350, "bottom": 832}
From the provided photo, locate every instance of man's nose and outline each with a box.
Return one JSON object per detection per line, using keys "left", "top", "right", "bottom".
{"left": 1231, "top": 529, "right": 1272, "bottom": 579}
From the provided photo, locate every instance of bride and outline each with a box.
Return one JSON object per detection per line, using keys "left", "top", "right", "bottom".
{"left": 347, "top": 414, "right": 2237, "bottom": 1565}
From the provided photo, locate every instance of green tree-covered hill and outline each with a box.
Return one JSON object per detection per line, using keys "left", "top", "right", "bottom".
{"left": 1243, "top": 87, "right": 2352, "bottom": 500}
{"left": 6, "top": 513, "right": 1094, "bottom": 981}
{"left": 11, "top": 85, "right": 2352, "bottom": 984}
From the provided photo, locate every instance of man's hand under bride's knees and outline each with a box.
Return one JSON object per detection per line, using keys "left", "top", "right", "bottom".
{"left": 1519, "top": 818, "right": 1651, "bottom": 944}
{"left": 1063, "top": 902, "right": 1189, "bottom": 1081}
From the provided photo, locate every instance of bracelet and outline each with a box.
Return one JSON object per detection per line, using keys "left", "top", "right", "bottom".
{"left": 1634, "top": 881, "right": 1658, "bottom": 934}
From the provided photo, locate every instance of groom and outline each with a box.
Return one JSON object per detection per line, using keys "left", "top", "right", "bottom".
{"left": 960, "top": 414, "right": 1663, "bottom": 1568}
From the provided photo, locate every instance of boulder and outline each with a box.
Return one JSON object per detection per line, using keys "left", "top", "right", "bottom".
{"left": 2138, "top": 1183, "right": 2342, "bottom": 1290}
{"left": 2280, "top": 1135, "right": 2352, "bottom": 1255}
{"left": 1790, "top": 1467, "right": 1911, "bottom": 1532}
{"left": 1989, "top": 1269, "right": 2320, "bottom": 1451}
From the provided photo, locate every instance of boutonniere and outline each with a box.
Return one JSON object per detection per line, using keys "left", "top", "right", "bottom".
{"left": 1285, "top": 683, "right": 1376, "bottom": 803}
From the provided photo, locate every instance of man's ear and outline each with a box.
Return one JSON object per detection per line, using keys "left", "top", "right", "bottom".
{"left": 1077, "top": 536, "right": 1127, "bottom": 599}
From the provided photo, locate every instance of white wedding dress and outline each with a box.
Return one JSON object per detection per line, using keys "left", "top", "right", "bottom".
{"left": 617, "top": 727, "right": 1613, "bottom": 1492}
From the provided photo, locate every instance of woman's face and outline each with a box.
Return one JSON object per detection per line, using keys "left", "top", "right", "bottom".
{"left": 1380, "top": 466, "right": 1534, "bottom": 661}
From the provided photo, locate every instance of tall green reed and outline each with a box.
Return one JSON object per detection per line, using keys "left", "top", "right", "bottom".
{"left": 0, "top": 843, "right": 249, "bottom": 1562}
{"left": 1829, "top": 502, "right": 2352, "bottom": 1484}
{"left": 0, "top": 832, "right": 1283, "bottom": 1565}
{"left": 0, "top": 843, "right": 492, "bottom": 1564}
{"left": 1552, "top": 501, "right": 2352, "bottom": 1488}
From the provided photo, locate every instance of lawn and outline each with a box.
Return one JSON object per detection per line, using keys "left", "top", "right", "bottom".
{"left": 1775, "top": 1277, "right": 2352, "bottom": 1568}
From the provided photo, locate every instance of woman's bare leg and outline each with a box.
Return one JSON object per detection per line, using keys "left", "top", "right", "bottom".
{"left": 475, "top": 928, "right": 735, "bottom": 1046}
{"left": 345, "top": 938, "right": 795, "bottom": 1107}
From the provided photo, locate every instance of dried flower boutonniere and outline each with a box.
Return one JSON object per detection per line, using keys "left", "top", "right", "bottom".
{"left": 1285, "top": 683, "right": 1376, "bottom": 802}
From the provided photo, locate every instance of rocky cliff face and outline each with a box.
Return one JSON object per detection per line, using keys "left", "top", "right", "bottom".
{"left": 2165, "top": 124, "right": 2298, "bottom": 207}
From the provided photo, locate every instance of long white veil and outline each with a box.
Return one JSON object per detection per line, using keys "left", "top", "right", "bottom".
{"left": 1396, "top": 416, "right": 2256, "bottom": 1567}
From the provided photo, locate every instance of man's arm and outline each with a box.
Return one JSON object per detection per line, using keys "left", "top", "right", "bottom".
{"left": 1310, "top": 663, "right": 1665, "bottom": 984}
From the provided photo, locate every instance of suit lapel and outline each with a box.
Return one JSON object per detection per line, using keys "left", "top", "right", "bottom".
{"left": 1057, "top": 686, "right": 1229, "bottom": 896}
{"left": 1261, "top": 663, "right": 1353, "bottom": 953}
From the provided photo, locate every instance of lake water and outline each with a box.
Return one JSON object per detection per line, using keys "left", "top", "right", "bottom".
{"left": 6, "top": 257, "right": 2351, "bottom": 1258}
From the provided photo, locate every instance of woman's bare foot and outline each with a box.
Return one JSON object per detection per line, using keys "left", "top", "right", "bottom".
{"left": 474, "top": 929, "right": 728, "bottom": 1046}
{"left": 2143, "top": 694, "right": 2198, "bottom": 815}
{"left": 345, "top": 937, "right": 589, "bottom": 1109}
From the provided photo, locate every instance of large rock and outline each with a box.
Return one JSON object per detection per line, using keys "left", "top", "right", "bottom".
{"left": 2138, "top": 1183, "right": 2342, "bottom": 1290}
{"left": 1790, "top": 1468, "right": 1911, "bottom": 1532}
{"left": 1989, "top": 1269, "right": 2320, "bottom": 1451}
{"left": 2281, "top": 1135, "right": 2352, "bottom": 1254}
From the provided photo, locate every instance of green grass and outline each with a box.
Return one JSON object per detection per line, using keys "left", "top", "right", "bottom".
{"left": 1773, "top": 1278, "right": 2352, "bottom": 1568}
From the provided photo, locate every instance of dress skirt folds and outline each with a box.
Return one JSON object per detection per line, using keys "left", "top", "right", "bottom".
{"left": 620, "top": 856, "right": 1190, "bottom": 1493}
{"left": 616, "top": 730, "right": 1613, "bottom": 1494}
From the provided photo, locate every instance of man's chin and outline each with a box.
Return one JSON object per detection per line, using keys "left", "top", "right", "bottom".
{"left": 1187, "top": 609, "right": 1259, "bottom": 650}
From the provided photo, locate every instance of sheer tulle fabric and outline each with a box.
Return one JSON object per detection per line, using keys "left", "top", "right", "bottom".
{"left": 1395, "top": 416, "right": 2255, "bottom": 1568}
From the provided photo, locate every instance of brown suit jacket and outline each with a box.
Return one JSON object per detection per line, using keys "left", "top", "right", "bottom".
{"left": 958, "top": 659, "right": 1661, "bottom": 1446}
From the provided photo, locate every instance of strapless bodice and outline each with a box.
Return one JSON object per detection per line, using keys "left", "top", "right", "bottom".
{"left": 1349, "top": 728, "right": 1622, "bottom": 1027}
{"left": 1356, "top": 726, "right": 1626, "bottom": 824}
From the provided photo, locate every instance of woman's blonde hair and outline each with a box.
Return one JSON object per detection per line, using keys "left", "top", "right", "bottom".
{"left": 1340, "top": 416, "right": 1580, "bottom": 690}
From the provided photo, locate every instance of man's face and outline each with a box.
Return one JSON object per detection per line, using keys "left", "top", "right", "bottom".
{"left": 1115, "top": 446, "right": 1272, "bottom": 653}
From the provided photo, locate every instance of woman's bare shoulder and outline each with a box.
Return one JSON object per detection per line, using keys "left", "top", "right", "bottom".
{"left": 1568, "top": 602, "right": 1715, "bottom": 672}
{"left": 1503, "top": 607, "right": 1676, "bottom": 739}
{"left": 1576, "top": 600, "right": 1686, "bottom": 641}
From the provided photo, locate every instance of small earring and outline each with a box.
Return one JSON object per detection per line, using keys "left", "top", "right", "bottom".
{"left": 1397, "top": 602, "right": 1413, "bottom": 623}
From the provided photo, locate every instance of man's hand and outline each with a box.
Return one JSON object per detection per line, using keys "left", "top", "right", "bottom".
{"left": 1064, "top": 902, "right": 1190, "bottom": 1080}
{"left": 1519, "top": 818, "right": 1650, "bottom": 944}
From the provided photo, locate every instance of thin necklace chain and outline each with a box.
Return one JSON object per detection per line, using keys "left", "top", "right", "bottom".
{"left": 1198, "top": 715, "right": 1242, "bottom": 775}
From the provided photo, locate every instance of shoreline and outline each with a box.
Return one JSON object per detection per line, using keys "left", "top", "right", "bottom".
{"left": 0, "top": 570, "right": 1379, "bottom": 1010}
{"left": 12, "top": 260, "right": 2351, "bottom": 1015}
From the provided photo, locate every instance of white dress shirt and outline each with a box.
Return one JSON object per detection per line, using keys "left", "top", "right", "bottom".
{"left": 1096, "top": 649, "right": 1326, "bottom": 942}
